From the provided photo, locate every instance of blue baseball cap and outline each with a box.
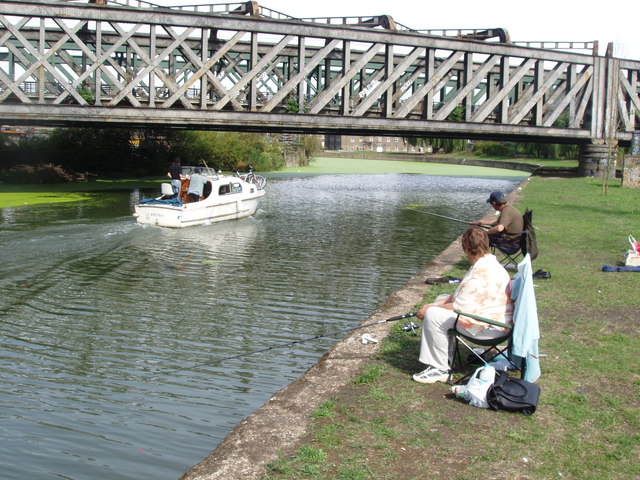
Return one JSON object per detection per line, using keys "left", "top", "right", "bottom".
{"left": 486, "top": 191, "right": 506, "bottom": 204}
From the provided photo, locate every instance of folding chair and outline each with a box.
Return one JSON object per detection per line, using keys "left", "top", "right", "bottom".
{"left": 491, "top": 208, "right": 537, "bottom": 267}
{"left": 447, "top": 314, "right": 519, "bottom": 385}
{"left": 447, "top": 253, "right": 541, "bottom": 385}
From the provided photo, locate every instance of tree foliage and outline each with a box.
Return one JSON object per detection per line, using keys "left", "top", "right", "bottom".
{"left": 296, "top": 135, "right": 323, "bottom": 164}
{"left": 46, "top": 127, "right": 144, "bottom": 175}
{"left": 471, "top": 141, "right": 578, "bottom": 159}
{"left": 405, "top": 107, "right": 580, "bottom": 159}
{"left": 172, "top": 131, "right": 284, "bottom": 171}
{"left": 0, "top": 128, "right": 285, "bottom": 178}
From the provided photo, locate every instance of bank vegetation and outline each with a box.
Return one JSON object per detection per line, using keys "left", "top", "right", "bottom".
{"left": 0, "top": 128, "right": 323, "bottom": 183}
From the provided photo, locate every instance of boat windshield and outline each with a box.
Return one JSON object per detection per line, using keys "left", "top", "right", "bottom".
{"left": 181, "top": 166, "right": 220, "bottom": 179}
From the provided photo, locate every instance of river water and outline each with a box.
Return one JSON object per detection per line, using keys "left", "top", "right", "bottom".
{"left": 0, "top": 172, "right": 526, "bottom": 479}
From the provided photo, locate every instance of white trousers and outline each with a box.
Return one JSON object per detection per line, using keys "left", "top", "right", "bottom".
{"left": 419, "top": 301, "right": 506, "bottom": 371}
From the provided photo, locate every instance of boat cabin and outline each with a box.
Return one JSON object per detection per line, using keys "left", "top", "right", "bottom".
{"left": 159, "top": 167, "right": 254, "bottom": 204}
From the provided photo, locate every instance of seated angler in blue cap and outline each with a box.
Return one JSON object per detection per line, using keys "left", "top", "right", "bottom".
{"left": 470, "top": 191, "right": 523, "bottom": 250}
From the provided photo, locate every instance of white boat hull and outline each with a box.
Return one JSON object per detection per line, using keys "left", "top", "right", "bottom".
{"left": 133, "top": 174, "right": 265, "bottom": 228}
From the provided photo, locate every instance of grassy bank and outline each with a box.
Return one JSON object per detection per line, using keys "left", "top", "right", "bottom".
{"left": 261, "top": 176, "right": 639, "bottom": 480}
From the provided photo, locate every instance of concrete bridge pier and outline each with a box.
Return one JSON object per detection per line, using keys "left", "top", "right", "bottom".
{"left": 631, "top": 131, "right": 640, "bottom": 155}
{"left": 579, "top": 141, "right": 618, "bottom": 177}
{"left": 622, "top": 131, "right": 640, "bottom": 188}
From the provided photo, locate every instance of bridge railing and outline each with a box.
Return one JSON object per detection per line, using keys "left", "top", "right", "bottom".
{"left": 512, "top": 41, "right": 598, "bottom": 55}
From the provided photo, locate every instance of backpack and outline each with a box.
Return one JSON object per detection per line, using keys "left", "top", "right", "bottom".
{"left": 486, "top": 371, "right": 540, "bottom": 415}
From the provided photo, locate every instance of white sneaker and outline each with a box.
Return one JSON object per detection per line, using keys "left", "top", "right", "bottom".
{"left": 412, "top": 366, "right": 450, "bottom": 384}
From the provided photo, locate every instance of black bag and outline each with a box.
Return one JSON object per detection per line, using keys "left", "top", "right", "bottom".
{"left": 487, "top": 371, "right": 540, "bottom": 415}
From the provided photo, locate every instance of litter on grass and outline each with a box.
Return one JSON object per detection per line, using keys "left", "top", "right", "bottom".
{"left": 361, "top": 333, "right": 378, "bottom": 344}
{"left": 602, "top": 264, "right": 640, "bottom": 272}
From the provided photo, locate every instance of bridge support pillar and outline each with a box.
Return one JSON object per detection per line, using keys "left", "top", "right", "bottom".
{"left": 578, "top": 142, "right": 617, "bottom": 178}
{"left": 631, "top": 131, "right": 640, "bottom": 155}
{"left": 621, "top": 132, "right": 640, "bottom": 188}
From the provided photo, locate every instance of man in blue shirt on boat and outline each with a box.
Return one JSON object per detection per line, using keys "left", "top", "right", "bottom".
{"left": 186, "top": 167, "right": 208, "bottom": 203}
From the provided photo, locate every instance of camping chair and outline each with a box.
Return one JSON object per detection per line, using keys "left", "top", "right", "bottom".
{"left": 491, "top": 208, "right": 537, "bottom": 268}
{"left": 447, "top": 253, "right": 541, "bottom": 385}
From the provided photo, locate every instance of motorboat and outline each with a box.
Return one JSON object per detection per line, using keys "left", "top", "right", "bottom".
{"left": 133, "top": 166, "right": 266, "bottom": 228}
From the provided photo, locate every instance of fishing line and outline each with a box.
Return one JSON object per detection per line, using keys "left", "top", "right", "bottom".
{"left": 402, "top": 205, "right": 472, "bottom": 224}
{"left": 343, "top": 193, "right": 498, "bottom": 230}
{"left": 342, "top": 192, "right": 471, "bottom": 225}
{"left": 151, "top": 311, "right": 417, "bottom": 378}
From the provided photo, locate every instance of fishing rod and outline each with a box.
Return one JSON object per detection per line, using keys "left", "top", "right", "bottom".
{"left": 396, "top": 202, "right": 494, "bottom": 228}
{"left": 152, "top": 311, "right": 418, "bottom": 378}
{"left": 403, "top": 205, "right": 494, "bottom": 228}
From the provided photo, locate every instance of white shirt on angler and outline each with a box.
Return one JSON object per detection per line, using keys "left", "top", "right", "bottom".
{"left": 452, "top": 253, "right": 514, "bottom": 330}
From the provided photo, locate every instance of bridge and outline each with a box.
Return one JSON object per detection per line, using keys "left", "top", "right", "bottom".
{"left": 0, "top": 0, "right": 639, "bottom": 174}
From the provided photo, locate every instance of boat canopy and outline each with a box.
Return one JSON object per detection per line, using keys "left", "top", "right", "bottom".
{"left": 138, "top": 197, "right": 182, "bottom": 206}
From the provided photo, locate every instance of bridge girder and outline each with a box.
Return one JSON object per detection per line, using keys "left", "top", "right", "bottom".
{"left": 0, "top": 0, "right": 638, "bottom": 144}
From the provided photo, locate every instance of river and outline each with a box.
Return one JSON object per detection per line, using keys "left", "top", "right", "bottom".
{"left": 0, "top": 172, "right": 526, "bottom": 479}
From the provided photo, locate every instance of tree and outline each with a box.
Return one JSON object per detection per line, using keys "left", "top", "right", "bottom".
{"left": 296, "top": 135, "right": 322, "bottom": 164}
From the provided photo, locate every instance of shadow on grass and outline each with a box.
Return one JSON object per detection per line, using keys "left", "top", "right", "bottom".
{"left": 375, "top": 327, "right": 422, "bottom": 374}
{"left": 375, "top": 258, "right": 472, "bottom": 376}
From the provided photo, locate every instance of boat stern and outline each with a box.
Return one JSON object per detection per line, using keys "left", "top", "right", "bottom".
{"left": 134, "top": 203, "right": 186, "bottom": 228}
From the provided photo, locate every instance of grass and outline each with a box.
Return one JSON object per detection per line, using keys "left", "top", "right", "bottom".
{"left": 261, "top": 176, "right": 640, "bottom": 480}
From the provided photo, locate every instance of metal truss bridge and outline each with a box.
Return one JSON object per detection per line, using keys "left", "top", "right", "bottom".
{"left": 0, "top": 0, "right": 639, "bottom": 148}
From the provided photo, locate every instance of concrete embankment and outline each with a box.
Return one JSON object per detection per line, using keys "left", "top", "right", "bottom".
{"left": 180, "top": 181, "right": 528, "bottom": 480}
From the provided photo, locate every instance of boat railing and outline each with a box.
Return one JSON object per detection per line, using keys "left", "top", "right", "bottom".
{"left": 180, "top": 166, "right": 220, "bottom": 180}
